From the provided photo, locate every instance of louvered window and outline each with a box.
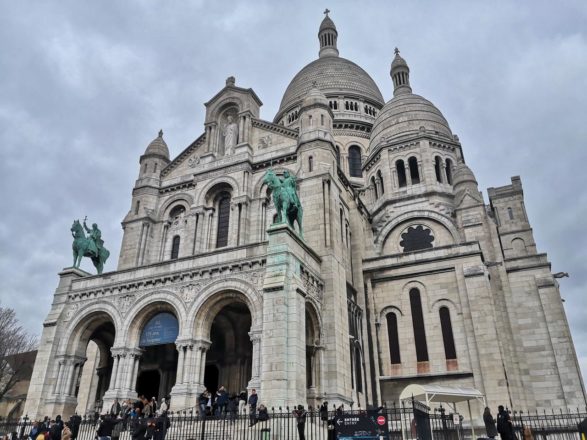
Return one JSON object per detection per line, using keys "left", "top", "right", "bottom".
{"left": 348, "top": 146, "right": 362, "bottom": 177}
{"left": 440, "top": 307, "right": 457, "bottom": 360}
{"left": 171, "top": 235, "right": 180, "bottom": 260}
{"left": 410, "top": 288, "right": 429, "bottom": 362}
{"left": 386, "top": 312, "right": 401, "bottom": 364}
{"left": 216, "top": 194, "right": 231, "bottom": 248}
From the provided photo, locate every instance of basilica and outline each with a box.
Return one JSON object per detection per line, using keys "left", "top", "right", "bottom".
{"left": 24, "top": 12, "right": 585, "bottom": 419}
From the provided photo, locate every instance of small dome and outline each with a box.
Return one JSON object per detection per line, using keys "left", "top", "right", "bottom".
{"left": 144, "top": 129, "right": 169, "bottom": 159}
{"left": 319, "top": 14, "right": 337, "bottom": 32}
{"left": 301, "top": 86, "right": 329, "bottom": 109}
{"left": 452, "top": 161, "right": 478, "bottom": 187}
{"left": 391, "top": 49, "right": 408, "bottom": 70}
{"left": 370, "top": 93, "right": 452, "bottom": 144}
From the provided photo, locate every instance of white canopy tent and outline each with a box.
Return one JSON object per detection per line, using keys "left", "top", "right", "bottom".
{"left": 399, "top": 384, "right": 486, "bottom": 439}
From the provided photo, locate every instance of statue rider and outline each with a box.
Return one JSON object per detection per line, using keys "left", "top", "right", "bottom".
{"left": 282, "top": 170, "right": 300, "bottom": 207}
{"left": 83, "top": 217, "right": 104, "bottom": 258}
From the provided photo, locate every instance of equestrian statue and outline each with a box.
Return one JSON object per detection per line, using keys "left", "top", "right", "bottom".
{"left": 71, "top": 217, "right": 110, "bottom": 274}
{"left": 263, "top": 169, "right": 304, "bottom": 238}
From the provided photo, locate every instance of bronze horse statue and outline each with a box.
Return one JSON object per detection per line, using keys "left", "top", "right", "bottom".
{"left": 263, "top": 169, "right": 303, "bottom": 237}
{"left": 71, "top": 219, "right": 110, "bottom": 274}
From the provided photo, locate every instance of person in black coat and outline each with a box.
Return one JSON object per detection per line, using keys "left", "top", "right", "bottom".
{"left": 497, "top": 406, "right": 514, "bottom": 440}
{"left": 215, "top": 386, "right": 228, "bottom": 418}
{"left": 248, "top": 389, "right": 258, "bottom": 427}
{"left": 131, "top": 415, "right": 147, "bottom": 440}
{"left": 484, "top": 407, "right": 498, "bottom": 439}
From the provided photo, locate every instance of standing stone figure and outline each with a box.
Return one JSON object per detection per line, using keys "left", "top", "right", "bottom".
{"left": 222, "top": 115, "right": 238, "bottom": 154}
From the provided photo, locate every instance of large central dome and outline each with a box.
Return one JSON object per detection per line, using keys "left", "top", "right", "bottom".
{"left": 275, "top": 56, "right": 385, "bottom": 122}
{"left": 274, "top": 12, "right": 384, "bottom": 124}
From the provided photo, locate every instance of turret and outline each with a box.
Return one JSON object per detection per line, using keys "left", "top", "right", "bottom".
{"left": 390, "top": 48, "right": 412, "bottom": 96}
{"left": 318, "top": 9, "right": 339, "bottom": 58}
{"left": 138, "top": 129, "right": 170, "bottom": 181}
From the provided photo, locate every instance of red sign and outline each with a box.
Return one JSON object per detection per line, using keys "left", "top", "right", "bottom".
{"left": 377, "top": 416, "right": 386, "bottom": 425}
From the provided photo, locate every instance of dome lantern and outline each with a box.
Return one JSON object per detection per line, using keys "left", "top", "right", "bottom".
{"left": 391, "top": 48, "right": 412, "bottom": 96}
{"left": 318, "top": 9, "right": 339, "bottom": 58}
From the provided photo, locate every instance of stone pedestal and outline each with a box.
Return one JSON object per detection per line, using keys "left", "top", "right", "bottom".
{"left": 259, "top": 223, "right": 320, "bottom": 407}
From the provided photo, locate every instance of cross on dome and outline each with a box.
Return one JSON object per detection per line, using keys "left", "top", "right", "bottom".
{"left": 394, "top": 47, "right": 400, "bottom": 55}
{"left": 324, "top": 8, "right": 330, "bottom": 16}
{"left": 158, "top": 129, "right": 163, "bottom": 137}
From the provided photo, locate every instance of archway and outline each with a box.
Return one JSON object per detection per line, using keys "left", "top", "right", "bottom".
{"left": 204, "top": 302, "right": 252, "bottom": 395}
{"left": 305, "top": 303, "right": 322, "bottom": 406}
{"left": 136, "top": 311, "right": 179, "bottom": 401}
{"left": 64, "top": 312, "right": 116, "bottom": 416}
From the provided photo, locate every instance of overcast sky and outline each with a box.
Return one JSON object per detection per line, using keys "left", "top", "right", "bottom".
{"left": 1, "top": 1, "right": 586, "bottom": 386}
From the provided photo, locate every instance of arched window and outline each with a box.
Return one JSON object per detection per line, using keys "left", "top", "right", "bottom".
{"left": 321, "top": 114, "right": 325, "bottom": 126}
{"left": 439, "top": 307, "right": 457, "bottom": 360}
{"left": 386, "top": 312, "right": 401, "bottom": 364}
{"left": 445, "top": 158, "right": 453, "bottom": 184}
{"left": 435, "top": 157, "right": 443, "bottom": 183}
{"left": 216, "top": 193, "right": 231, "bottom": 248}
{"left": 396, "top": 160, "right": 407, "bottom": 188}
{"left": 348, "top": 146, "right": 362, "bottom": 177}
{"left": 169, "top": 205, "right": 186, "bottom": 220}
{"left": 335, "top": 145, "right": 341, "bottom": 167}
{"left": 153, "top": 162, "right": 158, "bottom": 173}
{"left": 308, "top": 156, "right": 314, "bottom": 172}
{"left": 409, "top": 288, "right": 429, "bottom": 362}
{"left": 408, "top": 156, "right": 420, "bottom": 184}
{"left": 134, "top": 200, "right": 140, "bottom": 215}
{"left": 377, "top": 170, "right": 384, "bottom": 194}
{"left": 371, "top": 177, "right": 378, "bottom": 199}
{"left": 170, "top": 235, "right": 180, "bottom": 260}
{"left": 354, "top": 347, "right": 363, "bottom": 392}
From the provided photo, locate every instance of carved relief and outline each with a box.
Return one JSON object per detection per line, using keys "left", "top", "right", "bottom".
{"left": 258, "top": 135, "right": 272, "bottom": 149}
{"left": 118, "top": 294, "right": 136, "bottom": 316}
{"left": 179, "top": 283, "right": 203, "bottom": 304}
{"left": 188, "top": 155, "right": 200, "bottom": 167}
{"left": 300, "top": 266, "right": 324, "bottom": 303}
{"left": 64, "top": 303, "right": 79, "bottom": 320}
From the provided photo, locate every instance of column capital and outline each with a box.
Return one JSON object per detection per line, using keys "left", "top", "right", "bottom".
{"left": 192, "top": 205, "right": 206, "bottom": 215}
{"left": 248, "top": 330, "right": 262, "bottom": 343}
{"left": 194, "top": 338, "right": 212, "bottom": 351}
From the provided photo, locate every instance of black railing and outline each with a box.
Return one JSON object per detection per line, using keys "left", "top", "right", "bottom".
{"left": 1, "top": 403, "right": 585, "bottom": 440}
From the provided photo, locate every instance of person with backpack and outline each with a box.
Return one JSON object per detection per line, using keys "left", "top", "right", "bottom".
{"left": 497, "top": 405, "right": 514, "bottom": 440}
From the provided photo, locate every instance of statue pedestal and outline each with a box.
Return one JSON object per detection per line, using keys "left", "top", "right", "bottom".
{"left": 259, "top": 223, "right": 321, "bottom": 407}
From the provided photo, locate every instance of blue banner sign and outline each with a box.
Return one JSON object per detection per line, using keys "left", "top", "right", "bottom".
{"left": 139, "top": 312, "right": 179, "bottom": 347}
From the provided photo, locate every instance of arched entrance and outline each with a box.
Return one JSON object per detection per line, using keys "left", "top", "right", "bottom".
{"left": 204, "top": 302, "right": 252, "bottom": 395}
{"left": 136, "top": 311, "right": 179, "bottom": 401}
{"left": 58, "top": 311, "right": 116, "bottom": 417}
{"left": 305, "top": 302, "right": 323, "bottom": 406}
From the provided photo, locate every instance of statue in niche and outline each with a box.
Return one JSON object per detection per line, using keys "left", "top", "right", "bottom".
{"left": 222, "top": 114, "right": 239, "bottom": 154}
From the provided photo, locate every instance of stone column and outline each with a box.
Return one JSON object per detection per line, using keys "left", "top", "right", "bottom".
{"left": 198, "top": 340, "right": 212, "bottom": 387}
{"left": 53, "top": 359, "right": 65, "bottom": 395}
{"left": 176, "top": 344, "right": 186, "bottom": 385}
{"left": 131, "top": 353, "right": 141, "bottom": 393}
{"left": 202, "top": 210, "right": 214, "bottom": 251}
{"left": 159, "top": 222, "right": 170, "bottom": 261}
{"left": 110, "top": 354, "right": 120, "bottom": 391}
{"left": 405, "top": 162, "right": 412, "bottom": 186}
{"left": 229, "top": 201, "right": 240, "bottom": 247}
{"left": 248, "top": 330, "right": 262, "bottom": 388}
{"left": 63, "top": 359, "right": 75, "bottom": 396}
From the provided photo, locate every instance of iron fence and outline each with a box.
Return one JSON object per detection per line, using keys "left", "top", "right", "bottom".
{"left": 1, "top": 403, "right": 585, "bottom": 440}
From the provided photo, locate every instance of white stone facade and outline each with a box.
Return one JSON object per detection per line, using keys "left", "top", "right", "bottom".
{"left": 24, "top": 12, "right": 585, "bottom": 420}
